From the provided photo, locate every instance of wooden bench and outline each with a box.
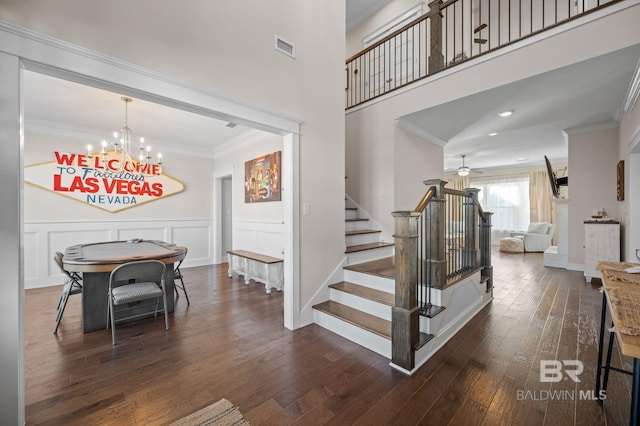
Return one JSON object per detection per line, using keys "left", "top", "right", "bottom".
{"left": 227, "top": 250, "right": 284, "bottom": 294}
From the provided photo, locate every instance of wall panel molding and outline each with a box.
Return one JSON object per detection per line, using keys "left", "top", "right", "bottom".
{"left": 25, "top": 219, "right": 213, "bottom": 288}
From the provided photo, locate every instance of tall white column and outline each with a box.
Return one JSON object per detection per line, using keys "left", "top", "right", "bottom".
{"left": 544, "top": 199, "right": 569, "bottom": 268}
{"left": 0, "top": 51, "right": 25, "bottom": 425}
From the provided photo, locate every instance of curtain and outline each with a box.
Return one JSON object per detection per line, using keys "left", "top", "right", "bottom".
{"left": 470, "top": 175, "right": 530, "bottom": 232}
{"left": 445, "top": 177, "right": 469, "bottom": 191}
{"left": 529, "top": 170, "right": 554, "bottom": 224}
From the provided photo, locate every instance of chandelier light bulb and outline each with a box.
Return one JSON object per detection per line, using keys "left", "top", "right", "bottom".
{"left": 98, "top": 96, "right": 165, "bottom": 175}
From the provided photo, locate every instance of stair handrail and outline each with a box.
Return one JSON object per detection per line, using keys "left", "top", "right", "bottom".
{"left": 414, "top": 185, "right": 436, "bottom": 213}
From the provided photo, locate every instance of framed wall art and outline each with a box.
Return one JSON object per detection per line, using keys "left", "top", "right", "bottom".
{"left": 244, "top": 151, "right": 281, "bottom": 203}
{"left": 617, "top": 160, "right": 624, "bottom": 201}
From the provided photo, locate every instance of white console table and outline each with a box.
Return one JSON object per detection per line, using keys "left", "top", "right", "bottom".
{"left": 227, "top": 250, "right": 284, "bottom": 294}
{"left": 584, "top": 220, "right": 620, "bottom": 283}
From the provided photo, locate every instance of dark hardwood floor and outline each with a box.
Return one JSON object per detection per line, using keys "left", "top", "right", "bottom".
{"left": 25, "top": 249, "right": 633, "bottom": 425}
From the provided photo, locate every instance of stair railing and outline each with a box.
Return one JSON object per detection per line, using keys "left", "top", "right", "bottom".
{"left": 391, "top": 179, "right": 492, "bottom": 371}
{"left": 346, "top": 0, "right": 620, "bottom": 109}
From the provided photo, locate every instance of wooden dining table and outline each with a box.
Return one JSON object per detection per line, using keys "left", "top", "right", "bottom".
{"left": 63, "top": 240, "right": 187, "bottom": 333}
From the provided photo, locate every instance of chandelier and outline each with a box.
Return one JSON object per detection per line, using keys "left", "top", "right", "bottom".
{"left": 87, "top": 96, "right": 163, "bottom": 176}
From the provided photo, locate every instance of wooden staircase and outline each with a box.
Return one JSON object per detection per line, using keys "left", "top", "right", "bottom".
{"left": 343, "top": 203, "right": 394, "bottom": 263}
{"left": 313, "top": 199, "right": 396, "bottom": 357}
{"left": 313, "top": 189, "right": 494, "bottom": 373}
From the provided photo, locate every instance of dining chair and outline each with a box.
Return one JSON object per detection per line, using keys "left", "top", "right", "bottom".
{"left": 107, "top": 260, "right": 169, "bottom": 345}
{"left": 173, "top": 248, "right": 189, "bottom": 305}
{"left": 53, "top": 251, "right": 83, "bottom": 334}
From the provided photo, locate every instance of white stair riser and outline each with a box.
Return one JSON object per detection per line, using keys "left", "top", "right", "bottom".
{"left": 345, "top": 220, "right": 372, "bottom": 232}
{"left": 313, "top": 310, "right": 391, "bottom": 358}
{"left": 346, "top": 245, "right": 394, "bottom": 265}
{"left": 344, "top": 269, "right": 395, "bottom": 293}
{"left": 412, "top": 273, "right": 492, "bottom": 374}
{"left": 345, "top": 209, "right": 358, "bottom": 220}
{"left": 329, "top": 288, "right": 392, "bottom": 321}
{"left": 346, "top": 232, "right": 383, "bottom": 246}
{"left": 417, "top": 285, "right": 443, "bottom": 306}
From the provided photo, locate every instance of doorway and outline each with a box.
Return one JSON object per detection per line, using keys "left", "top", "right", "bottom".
{"left": 221, "top": 176, "right": 233, "bottom": 256}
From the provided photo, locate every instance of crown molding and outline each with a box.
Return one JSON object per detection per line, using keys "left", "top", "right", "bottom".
{"left": 624, "top": 57, "right": 640, "bottom": 112}
{"left": 562, "top": 120, "right": 619, "bottom": 136}
{"left": 25, "top": 117, "right": 218, "bottom": 158}
{"left": 213, "top": 129, "right": 273, "bottom": 158}
{"left": 395, "top": 119, "right": 447, "bottom": 147}
{"left": 0, "top": 21, "right": 301, "bottom": 136}
{"left": 629, "top": 126, "right": 640, "bottom": 154}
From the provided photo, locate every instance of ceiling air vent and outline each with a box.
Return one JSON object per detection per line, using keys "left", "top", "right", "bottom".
{"left": 275, "top": 35, "right": 295, "bottom": 59}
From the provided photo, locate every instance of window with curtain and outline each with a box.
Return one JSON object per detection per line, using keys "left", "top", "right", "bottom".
{"left": 471, "top": 175, "right": 530, "bottom": 232}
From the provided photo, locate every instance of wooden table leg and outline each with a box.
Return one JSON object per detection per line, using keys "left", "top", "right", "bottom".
{"left": 596, "top": 291, "right": 607, "bottom": 404}
{"left": 632, "top": 358, "right": 640, "bottom": 426}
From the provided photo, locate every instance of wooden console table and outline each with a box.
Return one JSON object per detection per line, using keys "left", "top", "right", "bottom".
{"left": 64, "top": 240, "right": 187, "bottom": 332}
{"left": 595, "top": 262, "right": 640, "bottom": 425}
{"left": 227, "top": 250, "right": 283, "bottom": 294}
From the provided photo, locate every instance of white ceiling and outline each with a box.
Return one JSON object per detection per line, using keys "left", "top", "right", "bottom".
{"left": 22, "top": 0, "right": 397, "bottom": 159}
{"left": 400, "top": 44, "right": 640, "bottom": 174}
{"left": 23, "top": 71, "right": 254, "bottom": 158}
{"left": 346, "top": 0, "right": 395, "bottom": 30}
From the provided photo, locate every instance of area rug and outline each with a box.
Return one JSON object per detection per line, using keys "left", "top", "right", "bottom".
{"left": 170, "top": 398, "right": 250, "bottom": 426}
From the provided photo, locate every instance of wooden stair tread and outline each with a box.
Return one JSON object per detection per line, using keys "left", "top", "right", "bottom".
{"left": 345, "top": 218, "right": 369, "bottom": 222}
{"left": 313, "top": 300, "right": 391, "bottom": 339}
{"left": 345, "top": 242, "right": 394, "bottom": 254}
{"left": 329, "top": 281, "right": 394, "bottom": 306}
{"left": 345, "top": 229, "right": 382, "bottom": 236}
{"left": 345, "top": 207, "right": 357, "bottom": 211}
{"left": 415, "top": 332, "right": 435, "bottom": 351}
{"left": 344, "top": 256, "right": 395, "bottom": 279}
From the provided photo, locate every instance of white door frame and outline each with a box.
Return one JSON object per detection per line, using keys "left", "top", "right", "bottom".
{"left": 628, "top": 128, "right": 640, "bottom": 261}
{"left": 214, "top": 170, "right": 233, "bottom": 264}
{"left": 0, "top": 22, "right": 302, "bottom": 423}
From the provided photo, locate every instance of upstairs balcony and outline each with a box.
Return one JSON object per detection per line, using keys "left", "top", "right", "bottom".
{"left": 346, "top": 0, "right": 622, "bottom": 109}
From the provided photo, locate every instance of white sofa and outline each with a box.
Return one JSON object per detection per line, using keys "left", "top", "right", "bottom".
{"left": 523, "top": 222, "right": 555, "bottom": 252}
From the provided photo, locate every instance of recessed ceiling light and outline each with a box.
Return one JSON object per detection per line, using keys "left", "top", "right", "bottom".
{"left": 498, "top": 110, "right": 514, "bottom": 117}
{"left": 517, "top": 157, "right": 529, "bottom": 162}
{"left": 488, "top": 132, "right": 498, "bottom": 136}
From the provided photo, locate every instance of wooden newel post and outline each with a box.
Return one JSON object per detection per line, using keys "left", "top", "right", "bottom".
{"left": 428, "top": 0, "right": 444, "bottom": 74}
{"left": 391, "top": 211, "right": 421, "bottom": 371}
{"left": 464, "top": 188, "right": 481, "bottom": 270}
{"left": 480, "top": 211, "right": 493, "bottom": 291}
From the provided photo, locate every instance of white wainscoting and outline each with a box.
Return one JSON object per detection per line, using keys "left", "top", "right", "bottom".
{"left": 232, "top": 220, "right": 285, "bottom": 260}
{"left": 24, "top": 219, "right": 214, "bottom": 289}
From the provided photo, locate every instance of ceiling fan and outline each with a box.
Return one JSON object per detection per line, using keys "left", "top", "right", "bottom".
{"left": 455, "top": 154, "right": 483, "bottom": 176}
{"left": 457, "top": 155, "right": 471, "bottom": 176}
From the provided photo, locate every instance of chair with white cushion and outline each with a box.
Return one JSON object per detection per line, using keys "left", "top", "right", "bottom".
{"left": 107, "top": 260, "right": 169, "bottom": 345}
{"left": 523, "top": 222, "right": 556, "bottom": 252}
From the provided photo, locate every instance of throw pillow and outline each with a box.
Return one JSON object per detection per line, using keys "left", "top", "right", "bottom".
{"left": 527, "top": 222, "right": 549, "bottom": 234}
